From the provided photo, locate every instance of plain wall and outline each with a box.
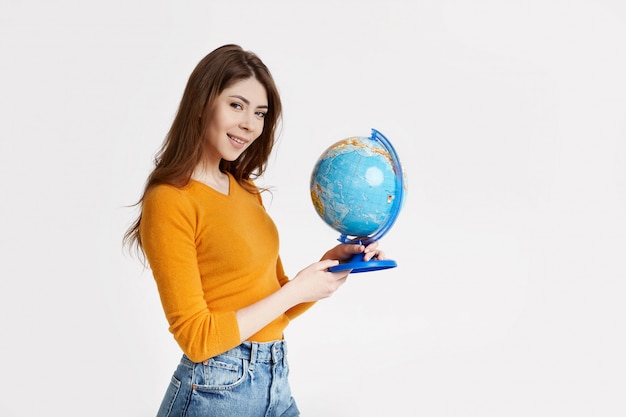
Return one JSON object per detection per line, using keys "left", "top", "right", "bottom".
{"left": 1, "top": 1, "right": 625, "bottom": 416}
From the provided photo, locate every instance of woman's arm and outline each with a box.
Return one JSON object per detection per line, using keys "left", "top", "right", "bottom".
{"left": 236, "top": 242, "right": 384, "bottom": 341}
{"left": 236, "top": 259, "right": 348, "bottom": 341}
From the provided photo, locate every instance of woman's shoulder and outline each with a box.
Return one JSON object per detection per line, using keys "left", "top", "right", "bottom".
{"left": 143, "top": 182, "right": 200, "bottom": 212}
{"left": 141, "top": 183, "right": 198, "bottom": 224}
{"left": 145, "top": 182, "right": 187, "bottom": 200}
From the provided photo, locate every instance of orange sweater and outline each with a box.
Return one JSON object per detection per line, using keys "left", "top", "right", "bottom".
{"left": 140, "top": 174, "right": 313, "bottom": 362}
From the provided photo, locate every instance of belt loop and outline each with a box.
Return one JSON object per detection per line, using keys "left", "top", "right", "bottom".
{"left": 249, "top": 342, "right": 258, "bottom": 372}
{"left": 271, "top": 341, "right": 278, "bottom": 364}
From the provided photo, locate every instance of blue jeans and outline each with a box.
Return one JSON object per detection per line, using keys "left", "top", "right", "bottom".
{"left": 156, "top": 340, "right": 300, "bottom": 417}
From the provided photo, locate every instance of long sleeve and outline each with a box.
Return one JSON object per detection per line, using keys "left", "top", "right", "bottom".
{"left": 140, "top": 179, "right": 298, "bottom": 363}
{"left": 140, "top": 185, "right": 241, "bottom": 362}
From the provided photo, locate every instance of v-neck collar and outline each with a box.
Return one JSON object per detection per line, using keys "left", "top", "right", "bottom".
{"left": 189, "top": 172, "right": 232, "bottom": 197}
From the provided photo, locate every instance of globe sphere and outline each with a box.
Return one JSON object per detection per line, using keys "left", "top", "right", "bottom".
{"left": 310, "top": 129, "right": 406, "bottom": 246}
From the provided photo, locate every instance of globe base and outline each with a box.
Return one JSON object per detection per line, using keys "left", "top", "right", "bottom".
{"left": 328, "top": 253, "right": 397, "bottom": 273}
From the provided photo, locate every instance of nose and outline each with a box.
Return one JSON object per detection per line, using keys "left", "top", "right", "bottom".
{"left": 239, "top": 110, "right": 261, "bottom": 133}
{"left": 239, "top": 111, "right": 252, "bottom": 131}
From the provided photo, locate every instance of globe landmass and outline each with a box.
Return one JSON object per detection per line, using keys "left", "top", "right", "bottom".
{"left": 310, "top": 136, "right": 398, "bottom": 238}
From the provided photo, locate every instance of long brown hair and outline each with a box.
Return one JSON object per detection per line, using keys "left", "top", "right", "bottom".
{"left": 123, "top": 44, "right": 283, "bottom": 257}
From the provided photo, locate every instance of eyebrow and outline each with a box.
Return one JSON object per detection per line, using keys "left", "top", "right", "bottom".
{"left": 229, "top": 95, "right": 269, "bottom": 109}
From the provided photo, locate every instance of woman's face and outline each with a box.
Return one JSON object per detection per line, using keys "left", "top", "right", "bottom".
{"left": 202, "top": 77, "right": 268, "bottom": 162}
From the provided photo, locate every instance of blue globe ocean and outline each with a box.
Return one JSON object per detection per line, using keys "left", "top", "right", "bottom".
{"left": 310, "top": 129, "right": 406, "bottom": 273}
{"left": 311, "top": 137, "right": 397, "bottom": 236}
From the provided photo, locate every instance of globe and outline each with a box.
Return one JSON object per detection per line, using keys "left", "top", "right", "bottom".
{"left": 310, "top": 128, "right": 407, "bottom": 273}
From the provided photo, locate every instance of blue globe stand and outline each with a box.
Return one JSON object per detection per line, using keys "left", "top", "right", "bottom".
{"left": 324, "top": 128, "right": 406, "bottom": 274}
{"left": 328, "top": 253, "right": 398, "bottom": 273}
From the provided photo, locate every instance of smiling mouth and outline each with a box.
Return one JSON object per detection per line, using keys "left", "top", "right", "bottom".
{"left": 228, "top": 134, "right": 246, "bottom": 145}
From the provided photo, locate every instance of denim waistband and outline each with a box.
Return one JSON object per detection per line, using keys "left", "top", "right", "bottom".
{"left": 182, "top": 340, "right": 287, "bottom": 367}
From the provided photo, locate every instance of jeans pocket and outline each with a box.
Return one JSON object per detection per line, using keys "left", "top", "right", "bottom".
{"left": 195, "top": 355, "right": 248, "bottom": 391}
{"left": 156, "top": 375, "right": 182, "bottom": 417}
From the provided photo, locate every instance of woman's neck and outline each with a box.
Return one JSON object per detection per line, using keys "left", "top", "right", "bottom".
{"left": 191, "top": 163, "right": 230, "bottom": 195}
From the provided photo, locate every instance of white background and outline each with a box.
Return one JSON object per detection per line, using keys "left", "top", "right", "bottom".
{"left": 1, "top": 1, "right": 625, "bottom": 416}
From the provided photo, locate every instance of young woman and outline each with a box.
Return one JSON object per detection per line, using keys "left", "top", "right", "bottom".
{"left": 124, "top": 44, "right": 384, "bottom": 417}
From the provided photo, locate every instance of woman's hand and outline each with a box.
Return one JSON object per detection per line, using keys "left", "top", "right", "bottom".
{"left": 279, "top": 241, "right": 388, "bottom": 306}
{"left": 321, "top": 241, "right": 386, "bottom": 263}
{"left": 237, "top": 259, "right": 348, "bottom": 340}
{"left": 286, "top": 260, "right": 350, "bottom": 303}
